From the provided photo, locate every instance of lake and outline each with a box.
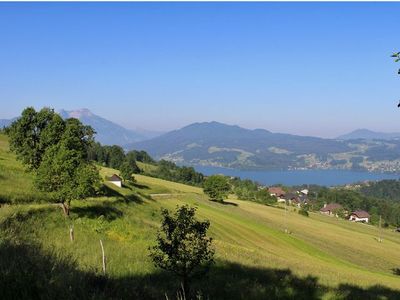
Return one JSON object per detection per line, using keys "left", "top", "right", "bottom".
{"left": 193, "top": 166, "right": 400, "bottom": 186}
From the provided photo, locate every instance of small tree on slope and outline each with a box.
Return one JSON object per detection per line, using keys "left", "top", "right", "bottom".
{"left": 149, "top": 205, "right": 214, "bottom": 297}
{"left": 203, "top": 175, "right": 231, "bottom": 202}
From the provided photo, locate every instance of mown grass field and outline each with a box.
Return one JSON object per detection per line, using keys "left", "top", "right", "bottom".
{"left": 1, "top": 133, "right": 400, "bottom": 299}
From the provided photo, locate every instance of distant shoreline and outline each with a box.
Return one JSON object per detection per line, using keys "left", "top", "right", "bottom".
{"left": 193, "top": 166, "right": 400, "bottom": 186}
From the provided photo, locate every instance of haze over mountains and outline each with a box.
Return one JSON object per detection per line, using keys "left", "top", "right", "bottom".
{"left": 3, "top": 109, "right": 400, "bottom": 172}
{"left": 1, "top": 109, "right": 163, "bottom": 146}
{"left": 0, "top": 118, "right": 17, "bottom": 129}
{"left": 58, "top": 109, "right": 151, "bottom": 145}
{"left": 130, "top": 123, "right": 400, "bottom": 172}
{"left": 337, "top": 129, "right": 400, "bottom": 140}
{"left": 129, "top": 122, "right": 351, "bottom": 169}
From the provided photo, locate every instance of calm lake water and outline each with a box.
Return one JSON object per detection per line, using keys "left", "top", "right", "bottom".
{"left": 194, "top": 166, "right": 400, "bottom": 186}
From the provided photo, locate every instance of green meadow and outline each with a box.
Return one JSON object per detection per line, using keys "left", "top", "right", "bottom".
{"left": 1, "top": 133, "right": 400, "bottom": 299}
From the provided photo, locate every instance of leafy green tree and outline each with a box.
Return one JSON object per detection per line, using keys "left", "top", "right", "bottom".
{"left": 119, "top": 161, "right": 136, "bottom": 183}
{"left": 35, "top": 119, "right": 101, "bottom": 215}
{"left": 255, "top": 189, "right": 277, "bottom": 205}
{"left": 125, "top": 151, "right": 141, "bottom": 173}
{"left": 107, "top": 145, "right": 125, "bottom": 169}
{"left": 7, "top": 107, "right": 65, "bottom": 170}
{"left": 203, "top": 175, "right": 231, "bottom": 202}
{"left": 149, "top": 205, "right": 214, "bottom": 296}
{"left": 129, "top": 150, "right": 155, "bottom": 164}
{"left": 298, "top": 207, "right": 309, "bottom": 217}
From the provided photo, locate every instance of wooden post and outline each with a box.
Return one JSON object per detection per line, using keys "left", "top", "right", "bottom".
{"left": 378, "top": 215, "right": 383, "bottom": 243}
{"left": 284, "top": 200, "right": 288, "bottom": 233}
{"left": 69, "top": 225, "right": 74, "bottom": 242}
{"left": 100, "top": 239, "right": 106, "bottom": 275}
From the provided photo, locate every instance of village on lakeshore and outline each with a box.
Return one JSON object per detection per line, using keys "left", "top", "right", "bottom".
{"left": 267, "top": 186, "right": 371, "bottom": 223}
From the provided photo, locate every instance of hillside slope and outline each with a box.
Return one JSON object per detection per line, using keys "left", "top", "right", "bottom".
{"left": 1, "top": 134, "right": 400, "bottom": 299}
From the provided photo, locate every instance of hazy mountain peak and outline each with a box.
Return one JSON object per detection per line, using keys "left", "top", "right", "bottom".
{"left": 57, "top": 108, "right": 151, "bottom": 145}
{"left": 337, "top": 129, "right": 400, "bottom": 140}
{"left": 58, "top": 108, "right": 94, "bottom": 119}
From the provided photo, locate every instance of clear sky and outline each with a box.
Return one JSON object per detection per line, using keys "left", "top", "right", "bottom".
{"left": 0, "top": 2, "right": 399, "bottom": 138}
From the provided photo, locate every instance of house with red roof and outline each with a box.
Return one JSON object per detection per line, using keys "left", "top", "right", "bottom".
{"left": 349, "top": 210, "right": 370, "bottom": 223}
{"left": 320, "top": 203, "right": 343, "bottom": 217}
{"left": 268, "top": 187, "right": 286, "bottom": 202}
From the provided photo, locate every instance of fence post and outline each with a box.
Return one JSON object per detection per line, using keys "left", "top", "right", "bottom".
{"left": 100, "top": 239, "right": 106, "bottom": 275}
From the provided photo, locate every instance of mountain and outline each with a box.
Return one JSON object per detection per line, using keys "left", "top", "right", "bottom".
{"left": 128, "top": 121, "right": 352, "bottom": 170}
{"left": 337, "top": 129, "right": 400, "bottom": 140}
{"left": 133, "top": 128, "right": 165, "bottom": 139}
{"left": 0, "top": 119, "right": 12, "bottom": 129}
{"left": 0, "top": 117, "right": 18, "bottom": 129}
{"left": 58, "top": 109, "right": 147, "bottom": 145}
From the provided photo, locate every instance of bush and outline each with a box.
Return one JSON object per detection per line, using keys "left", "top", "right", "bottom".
{"left": 298, "top": 208, "right": 309, "bottom": 217}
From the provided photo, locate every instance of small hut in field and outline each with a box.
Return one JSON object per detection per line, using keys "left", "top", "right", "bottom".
{"left": 108, "top": 174, "right": 122, "bottom": 188}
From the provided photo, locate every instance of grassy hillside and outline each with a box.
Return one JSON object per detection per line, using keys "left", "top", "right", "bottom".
{"left": 1, "top": 133, "right": 400, "bottom": 299}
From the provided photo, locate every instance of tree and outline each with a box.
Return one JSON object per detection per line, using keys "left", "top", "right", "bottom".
{"left": 119, "top": 161, "right": 136, "bottom": 183}
{"left": 203, "top": 175, "right": 231, "bottom": 202}
{"left": 128, "top": 150, "right": 155, "bottom": 164}
{"left": 149, "top": 205, "right": 214, "bottom": 296}
{"left": 34, "top": 118, "right": 101, "bottom": 215}
{"left": 124, "top": 151, "right": 141, "bottom": 173}
{"left": 7, "top": 107, "right": 65, "bottom": 170}
{"left": 107, "top": 145, "right": 126, "bottom": 169}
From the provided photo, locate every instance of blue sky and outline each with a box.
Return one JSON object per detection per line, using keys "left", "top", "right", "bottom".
{"left": 0, "top": 2, "right": 399, "bottom": 137}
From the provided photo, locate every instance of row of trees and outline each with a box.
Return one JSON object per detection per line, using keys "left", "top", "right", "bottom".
{"left": 148, "top": 159, "right": 205, "bottom": 186}
{"left": 203, "top": 175, "right": 276, "bottom": 205}
{"left": 7, "top": 107, "right": 101, "bottom": 215}
{"left": 230, "top": 177, "right": 276, "bottom": 204}
{"left": 87, "top": 142, "right": 205, "bottom": 186}
{"left": 88, "top": 142, "right": 153, "bottom": 170}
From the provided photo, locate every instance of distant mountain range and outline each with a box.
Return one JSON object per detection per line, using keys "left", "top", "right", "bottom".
{"left": 129, "top": 121, "right": 353, "bottom": 170}
{"left": 58, "top": 109, "right": 161, "bottom": 145}
{"left": 0, "top": 118, "right": 17, "bottom": 129}
{"left": 3, "top": 110, "right": 400, "bottom": 172}
{"left": 337, "top": 129, "right": 400, "bottom": 140}
{"left": 129, "top": 122, "right": 400, "bottom": 172}
{"left": 1, "top": 109, "right": 162, "bottom": 146}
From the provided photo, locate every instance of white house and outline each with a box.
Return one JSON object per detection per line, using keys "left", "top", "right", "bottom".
{"left": 300, "top": 189, "right": 309, "bottom": 195}
{"left": 349, "top": 210, "right": 370, "bottom": 223}
{"left": 108, "top": 174, "right": 122, "bottom": 188}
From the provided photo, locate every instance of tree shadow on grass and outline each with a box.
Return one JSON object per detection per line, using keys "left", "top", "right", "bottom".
{"left": 392, "top": 268, "right": 400, "bottom": 276}
{"left": 210, "top": 199, "right": 238, "bottom": 207}
{"left": 71, "top": 203, "right": 123, "bottom": 221}
{"left": 100, "top": 184, "right": 144, "bottom": 204}
{"left": 195, "top": 261, "right": 321, "bottom": 300}
{"left": 0, "top": 238, "right": 106, "bottom": 300}
{"left": 1, "top": 237, "right": 400, "bottom": 300}
{"left": 132, "top": 182, "right": 150, "bottom": 190}
{"left": 0, "top": 194, "right": 10, "bottom": 204}
{"left": 99, "top": 184, "right": 121, "bottom": 197}
{"left": 335, "top": 283, "right": 400, "bottom": 300}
